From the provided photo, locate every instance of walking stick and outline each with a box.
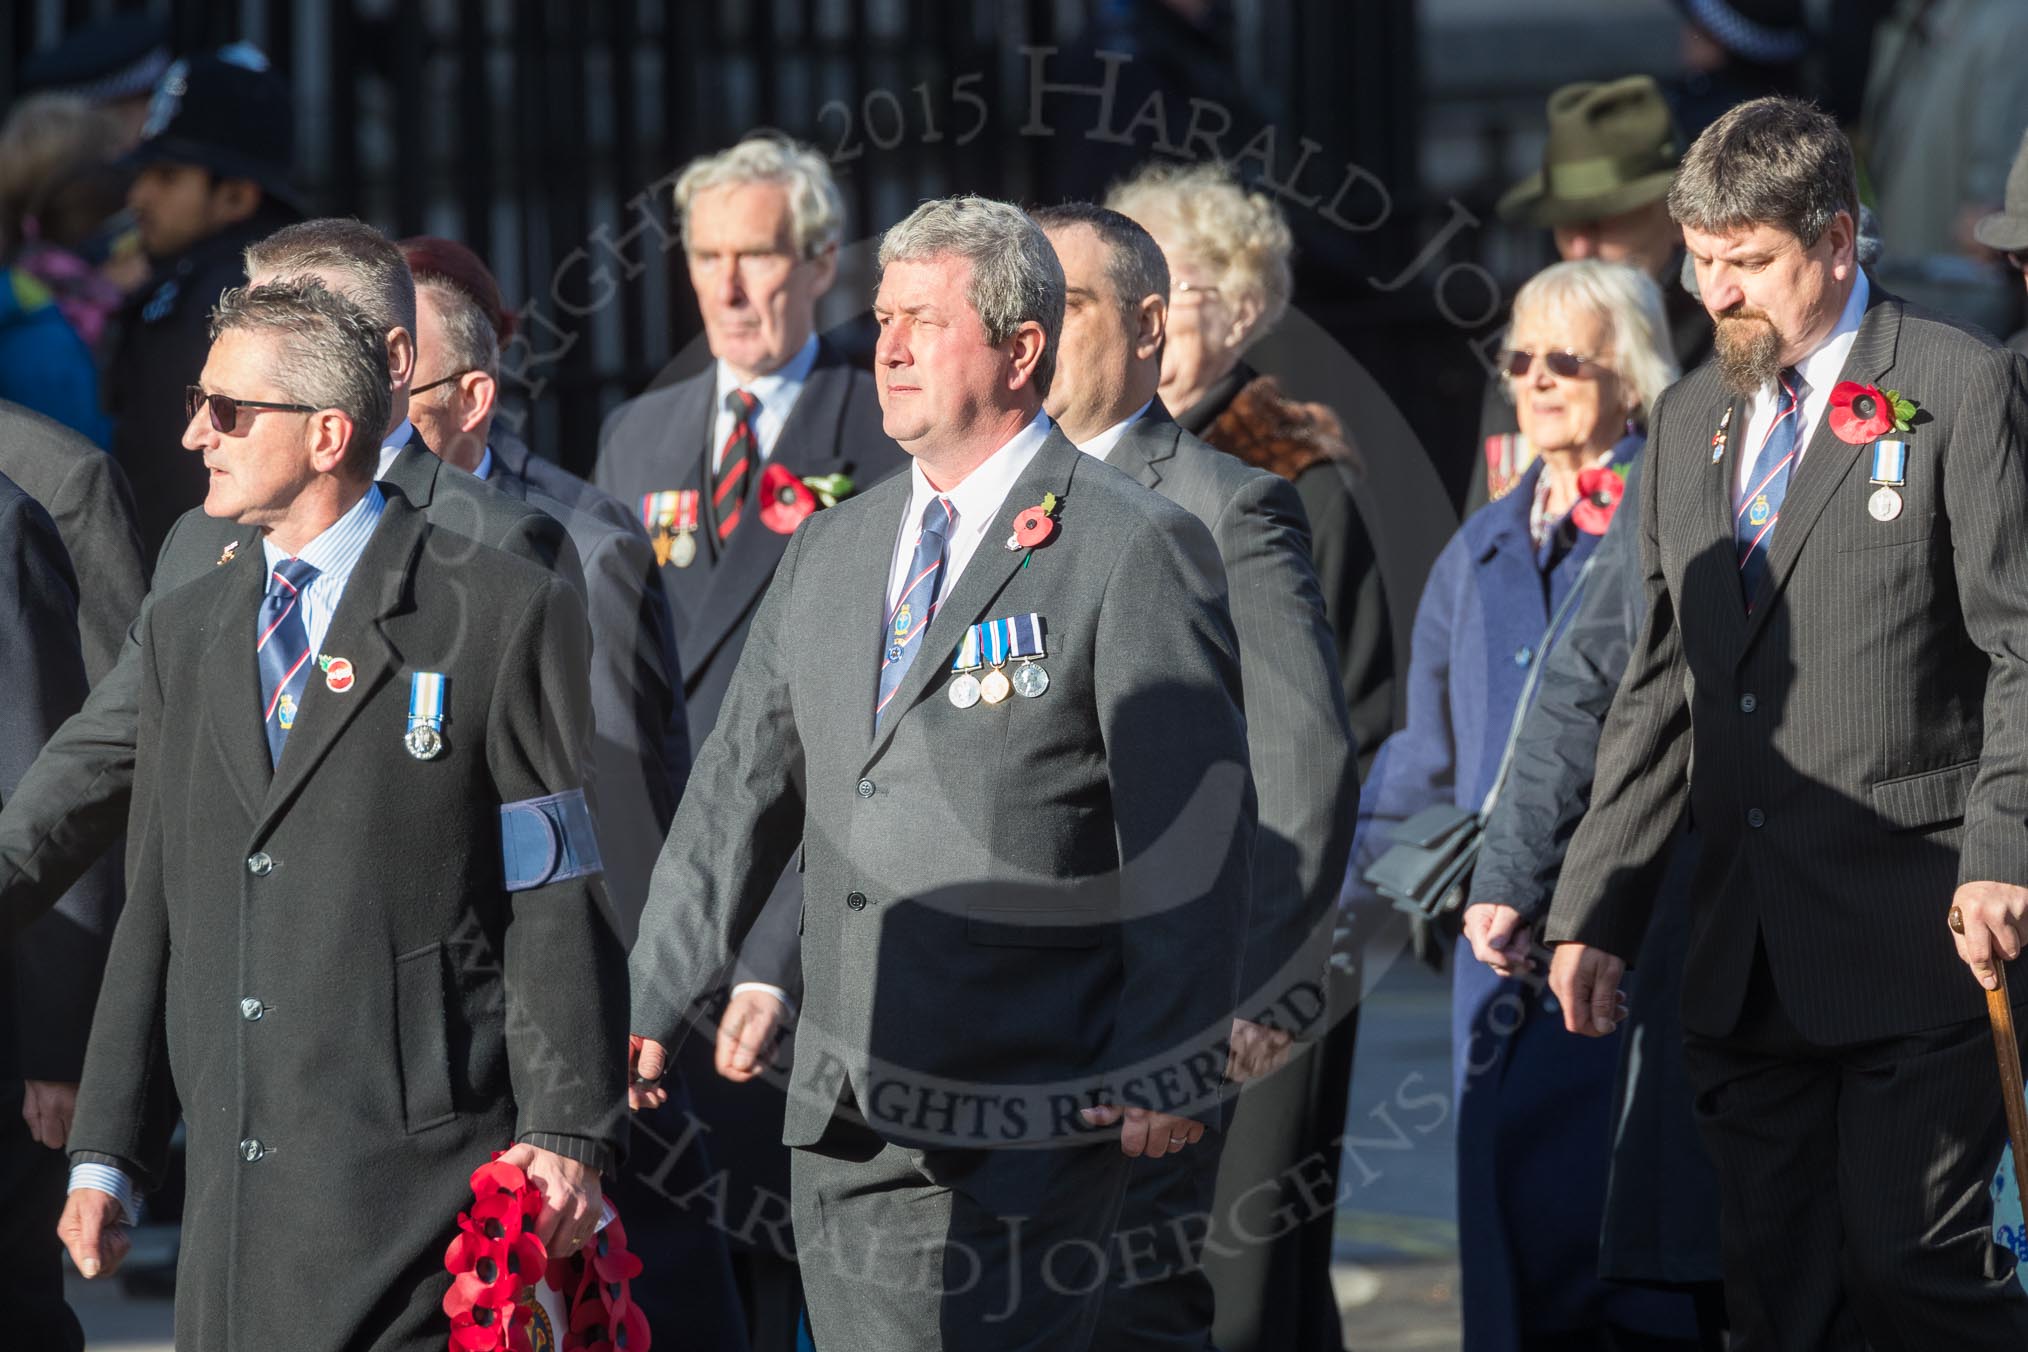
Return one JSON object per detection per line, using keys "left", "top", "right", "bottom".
{"left": 1986, "top": 965, "right": 2028, "bottom": 1197}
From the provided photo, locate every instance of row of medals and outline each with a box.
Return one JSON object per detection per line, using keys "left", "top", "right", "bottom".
{"left": 950, "top": 659, "right": 1048, "bottom": 709}
{"left": 658, "top": 528, "right": 698, "bottom": 568}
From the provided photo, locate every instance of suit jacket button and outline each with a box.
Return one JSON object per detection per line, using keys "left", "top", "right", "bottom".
{"left": 247, "top": 852, "right": 274, "bottom": 877}
{"left": 1739, "top": 693, "right": 1758, "bottom": 713}
{"left": 1746, "top": 808, "right": 1766, "bottom": 828}
{"left": 239, "top": 997, "right": 264, "bottom": 1021}
{"left": 857, "top": 778, "right": 875, "bottom": 799}
{"left": 846, "top": 891, "right": 868, "bottom": 911}
{"left": 239, "top": 1138, "right": 265, "bottom": 1162}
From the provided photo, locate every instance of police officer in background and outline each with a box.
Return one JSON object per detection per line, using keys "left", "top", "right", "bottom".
{"left": 105, "top": 45, "right": 302, "bottom": 560}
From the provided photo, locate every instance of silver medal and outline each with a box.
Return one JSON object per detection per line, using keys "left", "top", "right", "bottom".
{"left": 1012, "top": 662, "right": 1049, "bottom": 698}
{"left": 948, "top": 673, "right": 982, "bottom": 709}
{"left": 404, "top": 726, "right": 444, "bottom": 761}
{"left": 1868, "top": 485, "right": 1903, "bottom": 522}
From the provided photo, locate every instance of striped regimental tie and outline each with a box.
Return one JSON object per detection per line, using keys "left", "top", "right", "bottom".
{"left": 257, "top": 556, "right": 321, "bottom": 763}
{"left": 875, "top": 496, "right": 956, "bottom": 726}
{"left": 1737, "top": 366, "right": 1803, "bottom": 608}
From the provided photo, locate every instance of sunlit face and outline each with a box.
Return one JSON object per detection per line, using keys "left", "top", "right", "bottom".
{"left": 1041, "top": 223, "right": 1142, "bottom": 440}
{"left": 128, "top": 163, "right": 229, "bottom": 259}
{"left": 1552, "top": 198, "right": 1680, "bottom": 281}
{"left": 1684, "top": 214, "right": 1855, "bottom": 393}
{"left": 1507, "top": 303, "right": 1626, "bottom": 456}
{"left": 1140, "top": 220, "right": 1243, "bottom": 408}
{"left": 873, "top": 255, "right": 1020, "bottom": 456}
{"left": 685, "top": 180, "right": 836, "bottom": 382}
{"left": 406, "top": 285, "right": 467, "bottom": 457}
{"left": 182, "top": 328, "right": 321, "bottom": 526}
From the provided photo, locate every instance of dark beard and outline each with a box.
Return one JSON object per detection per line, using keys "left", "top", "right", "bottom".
{"left": 1713, "top": 314, "right": 1784, "bottom": 397}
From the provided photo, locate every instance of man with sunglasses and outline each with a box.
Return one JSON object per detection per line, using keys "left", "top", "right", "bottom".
{"left": 58, "top": 279, "right": 627, "bottom": 1352}
{"left": 1974, "top": 126, "right": 2028, "bottom": 357}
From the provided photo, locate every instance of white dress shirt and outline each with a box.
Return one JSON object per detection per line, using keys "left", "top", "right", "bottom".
{"left": 1075, "top": 398, "right": 1154, "bottom": 464}
{"left": 885, "top": 411, "right": 1052, "bottom": 616}
{"left": 712, "top": 333, "right": 820, "bottom": 470}
{"left": 72, "top": 483, "right": 390, "bottom": 1223}
{"left": 1734, "top": 270, "right": 1870, "bottom": 509}
{"left": 374, "top": 419, "right": 422, "bottom": 479}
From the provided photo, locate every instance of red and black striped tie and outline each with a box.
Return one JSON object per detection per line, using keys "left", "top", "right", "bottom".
{"left": 713, "top": 389, "right": 758, "bottom": 540}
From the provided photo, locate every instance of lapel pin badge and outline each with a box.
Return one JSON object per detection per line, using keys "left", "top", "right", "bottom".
{"left": 318, "top": 654, "right": 355, "bottom": 694}
{"left": 217, "top": 539, "right": 240, "bottom": 565}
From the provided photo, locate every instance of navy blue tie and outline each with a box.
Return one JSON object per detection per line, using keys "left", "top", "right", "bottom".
{"left": 258, "top": 557, "right": 320, "bottom": 763}
{"left": 1737, "top": 367, "right": 1803, "bottom": 607}
{"left": 876, "top": 496, "right": 955, "bottom": 725}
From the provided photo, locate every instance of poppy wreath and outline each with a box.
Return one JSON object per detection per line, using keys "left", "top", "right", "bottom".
{"left": 1571, "top": 463, "right": 1630, "bottom": 536}
{"left": 1828, "top": 381, "right": 1918, "bottom": 444}
{"left": 443, "top": 1154, "right": 650, "bottom": 1352}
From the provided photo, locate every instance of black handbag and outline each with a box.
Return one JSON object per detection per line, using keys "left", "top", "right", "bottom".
{"left": 1363, "top": 551, "right": 1599, "bottom": 921}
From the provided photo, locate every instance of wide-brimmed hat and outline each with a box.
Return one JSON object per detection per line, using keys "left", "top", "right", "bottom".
{"left": 1975, "top": 127, "right": 2028, "bottom": 254}
{"left": 1498, "top": 77, "right": 1682, "bottom": 228}
{"left": 123, "top": 45, "right": 304, "bottom": 213}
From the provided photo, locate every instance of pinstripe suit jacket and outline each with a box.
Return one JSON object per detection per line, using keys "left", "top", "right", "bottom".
{"left": 1108, "top": 406, "right": 1357, "bottom": 1016}
{"left": 1548, "top": 286, "right": 2028, "bottom": 1043}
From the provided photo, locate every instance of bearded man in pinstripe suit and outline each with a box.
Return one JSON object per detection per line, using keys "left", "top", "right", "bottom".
{"left": 1548, "top": 97, "right": 2028, "bottom": 1347}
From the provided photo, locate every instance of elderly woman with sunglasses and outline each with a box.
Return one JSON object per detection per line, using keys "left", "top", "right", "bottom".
{"left": 1341, "top": 260, "right": 1700, "bottom": 1352}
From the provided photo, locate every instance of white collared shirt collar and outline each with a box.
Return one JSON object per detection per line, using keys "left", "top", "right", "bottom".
{"left": 887, "top": 410, "right": 1052, "bottom": 615}
{"left": 374, "top": 419, "right": 419, "bottom": 479}
{"left": 1075, "top": 398, "right": 1155, "bottom": 463}
{"left": 713, "top": 333, "right": 821, "bottom": 469}
{"left": 1736, "top": 270, "right": 1870, "bottom": 502}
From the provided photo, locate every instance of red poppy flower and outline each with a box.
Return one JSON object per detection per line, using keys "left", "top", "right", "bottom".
{"left": 758, "top": 463, "right": 818, "bottom": 534}
{"left": 448, "top": 1303, "right": 514, "bottom": 1351}
{"left": 1570, "top": 465, "right": 1627, "bottom": 536}
{"left": 1827, "top": 381, "right": 1894, "bottom": 444}
{"left": 588, "top": 1220, "right": 644, "bottom": 1285}
{"left": 469, "top": 1158, "right": 528, "bottom": 1198}
{"left": 1012, "top": 504, "right": 1056, "bottom": 548}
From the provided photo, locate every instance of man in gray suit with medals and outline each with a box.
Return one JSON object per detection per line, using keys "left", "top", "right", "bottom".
{"left": 1034, "top": 203, "right": 1359, "bottom": 1351}
{"left": 1549, "top": 98, "right": 2028, "bottom": 1345}
{"left": 628, "top": 196, "right": 1256, "bottom": 1350}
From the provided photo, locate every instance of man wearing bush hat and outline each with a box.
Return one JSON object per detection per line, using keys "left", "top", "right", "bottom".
{"left": 1974, "top": 126, "right": 2028, "bottom": 357}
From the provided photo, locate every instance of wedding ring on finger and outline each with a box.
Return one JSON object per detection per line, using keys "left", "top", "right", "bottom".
{"left": 1949, "top": 905, "right": 1967, "bottom": 935}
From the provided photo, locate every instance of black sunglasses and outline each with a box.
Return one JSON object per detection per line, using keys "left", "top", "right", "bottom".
{"left": 185, "top": 385, "right": 318, "bottom": 434}
{"left": 1502, "top": 349, "right": 1598, "bottom": 379}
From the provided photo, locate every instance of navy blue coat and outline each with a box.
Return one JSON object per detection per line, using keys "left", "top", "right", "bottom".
{"left": 1343, "top": 443, "right": 1696, "bottom": 1348}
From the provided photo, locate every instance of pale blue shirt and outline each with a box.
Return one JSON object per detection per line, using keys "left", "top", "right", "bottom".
{"left": 373, "top": 419, "right": 421, "bottom": 479}
{"left": 711, "top": 334, "right": 820, "bottom": 470}
{"left": 472, "top": 446, "right": 494, "bottom": 481}
{"left": 70, "top": 484, "right": 388, "bottom": 1224}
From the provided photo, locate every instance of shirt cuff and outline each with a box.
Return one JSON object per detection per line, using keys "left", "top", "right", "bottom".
{"left": 517, "top": 1132, "right": 615, "bottom": 1177}
{"left": 730, "top": 981, "right": 797, "bottom": 1021}
{"left": 67, "top": 1162, "right": 140, "bottom": 1226}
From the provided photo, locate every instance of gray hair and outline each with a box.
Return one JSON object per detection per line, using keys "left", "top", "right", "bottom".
{"left": 414, "top": 277, "right": 500, "bottom": 389}
{"left": 1030, "top": 201, "right": 1171, "bottom": 326}
{"left": 878, "top": 196, "right": 1065, "bottom": 399}
{"left": 676, "top": 134, "right": 844, "bottom": 259}
{"left": 244, "top": 217, "right": 419, "bottom": 337}
{"left": 1105, "top": 160, "right": 1293, "bottom": 348}
{"left": 209, "top": 279, "right": 392, "bottom": 474}
{"left": 1668, "top": 97, "right": 1858, "bottom": 247}
{"left": 1508, "top": 259, "right": 1679, "bottom": 418}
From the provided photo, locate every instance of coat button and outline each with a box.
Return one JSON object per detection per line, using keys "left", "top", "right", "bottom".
{"left": 1513, "top": 646, "right": 1532, "bottom": 667}
{"left": 239, "top": 1138, "right": 265, "bottom": 1162}
{"left": 846, "top": 891, "right": 868, "bottom": 911}
{"left": 857, "top": 778, "right": 875, "bottom": 799}
{"left": 1739, "top": 693, "right": 1758, "bottom": 713}
{"left": 1746, "top": 808, "right": 1766, "bottom": 828}
{"left": 239, "top": 997, "right": 264, "bottom": 1022}
{"left": 247, "top": 851, "right": 273, "bottom": 877}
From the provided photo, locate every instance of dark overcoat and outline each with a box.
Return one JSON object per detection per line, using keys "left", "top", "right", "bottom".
{"left": 68, "top": 495, "right": 628, "bottom": 1352}
{"left": 1342, "top": 447, "right": 1696, "bottom": 1348}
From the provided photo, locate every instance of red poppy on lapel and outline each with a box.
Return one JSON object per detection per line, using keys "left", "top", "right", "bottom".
{"left": 1009, "top": 491, "right": 1061, "bottom": 550}
{"left": 1570, "top": 464, "right": 1628, "bottom": 536}
{"left": 1828, "top": 381, "right": 1917, "bottom": 444}
{"left": 758, "top": 463, "right": 818, "bottom": 534}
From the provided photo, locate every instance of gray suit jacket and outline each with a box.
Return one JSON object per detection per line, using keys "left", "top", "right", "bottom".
{"left": 0, "top": 436, "right": 582, "bottom": 938}
{"left": 0, "top": 398, "right": 148, "bottom": 686}
{"left": 1107, "top": 406, "right": 1358, "bottom": 1020}
{"left": 1549, "top": 288, "right": 2028, "bottom": 1042}
{"left": 0, "top": 471, "right": 113, "bottom": 1083}
{"left": 488, "top": 433, "right": 687, "bottom": 940}
{"left": 629, "top": 427, "right": 1256, "bottom": 1148}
